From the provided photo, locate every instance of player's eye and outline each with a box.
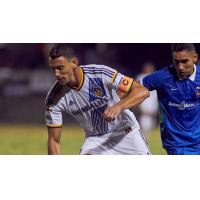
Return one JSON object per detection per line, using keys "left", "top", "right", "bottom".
{"left": 181, "top": 59, "right": 188, "bottom": 64}
{"left": 174, "top": 59, "right": 179, "bottom": 65}
{"left": 57, "top": 66, "right": 64, "bottom": 70}
{"left": 174, "top": 59, "right": 188, "bottom": 65}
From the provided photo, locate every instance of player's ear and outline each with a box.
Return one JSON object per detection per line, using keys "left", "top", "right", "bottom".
{"left": 194, "top": 53, "right": 198, "bottom": 63}
{"left": 71, "top": 57, "right": 79, "bottom": 66}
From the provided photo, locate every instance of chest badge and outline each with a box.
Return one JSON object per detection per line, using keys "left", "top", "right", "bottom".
{"left": 93, "top": 88, "right": 103, "bottom": 97}
{"left": 196, "top": 86, "right": 200, "bottom": 97}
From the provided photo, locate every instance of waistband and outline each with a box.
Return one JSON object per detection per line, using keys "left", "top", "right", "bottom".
{"left": 85, "top": 126, "right": 138, "bottom": 138}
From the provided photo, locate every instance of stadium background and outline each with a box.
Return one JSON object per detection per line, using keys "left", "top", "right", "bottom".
{"left": 1, "top": 43, "right": 200, "bottom": 154}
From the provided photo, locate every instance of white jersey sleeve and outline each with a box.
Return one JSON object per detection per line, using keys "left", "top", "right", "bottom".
{"left": 45, "top": 102, "right": 64, "bottom": 127}
{"left": 45, "top": 81, "right": 70, "bottom": 127}
{"left": 99, "top": 65, "right": 134, "bottom": 93}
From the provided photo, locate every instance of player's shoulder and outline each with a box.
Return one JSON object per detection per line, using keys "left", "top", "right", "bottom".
{"left": 81, "top": 64, "right": 117, "bottom": 78}
{"left": 156, "top": 65, "right": 173, "bottom": 74}
{"left": 142, "top": 65, "right": 174, "bottom": 89}
{"left": 45, "top": 81, "right": 70, "bottom": 108}
{"left": 193, "top": 65, "right": 200, "bottom": 83}
{"left": 148, "top": 65, "right": 174, "bottom": 79}
{"left": 195, "top": 65, "right": 200, "bottom": 75}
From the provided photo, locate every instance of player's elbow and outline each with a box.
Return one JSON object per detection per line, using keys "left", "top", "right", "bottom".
{"left": 138, "top": 86, "right": 150, "bottom": 100}
{"left": 143, "top": 87, "right": 150, "bottom": 99}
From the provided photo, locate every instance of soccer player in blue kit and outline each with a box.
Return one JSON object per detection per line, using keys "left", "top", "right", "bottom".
{"left": 142, "top": 43, "right": 200, "bottom": 155}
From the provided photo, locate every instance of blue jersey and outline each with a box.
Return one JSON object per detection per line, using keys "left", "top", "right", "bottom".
{"left": 142, "top": 65, "right": 200, "bottom": 149}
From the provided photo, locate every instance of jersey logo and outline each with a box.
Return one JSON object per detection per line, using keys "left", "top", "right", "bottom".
{"left": 168, "top": 101, "right": 195, "bottom": 110}
{"left": 69, "top": 100, "right": 75, "bottom": 106}
{"left": 196, "top": 86, "right": 200, "bottom": 97}
{"left": 197, "top": 92, "right": 200, "bottom": 97}
{"left": 171, "top": 88, "right": 178, "bottom": 91}
{"left": 89, "top": 78, "right": 106, "bottom": 100}
{"left": 93, "top": 88, "right": 103, "bottom": 97}
{"left": 45, "top": 113, "right": 52, "bottom": 121}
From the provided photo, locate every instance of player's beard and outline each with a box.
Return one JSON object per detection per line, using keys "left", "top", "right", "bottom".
{"left": 177, "top": 71, "right": 190, "bottom": 80}
{"left": 58, "top": 73, "right": 72, "bottom": 85}
{"left": 58, "top": 77, "right": 68, "bottom": 85}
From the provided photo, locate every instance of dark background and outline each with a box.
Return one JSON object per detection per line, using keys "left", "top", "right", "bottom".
{"left": 0, "top": 43, "right": 199, "bottom": 124}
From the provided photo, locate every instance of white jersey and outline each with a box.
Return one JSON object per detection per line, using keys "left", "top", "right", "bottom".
{"left": 45, "top": 64, "right": 140, "bottom": 137}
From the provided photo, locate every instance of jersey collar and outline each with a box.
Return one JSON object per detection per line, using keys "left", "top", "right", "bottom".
{"left": 72, "top": 66, "right": 85, "bottom": 91}
{"left": 188, "top": 64, "right": 196, "bottom": 81}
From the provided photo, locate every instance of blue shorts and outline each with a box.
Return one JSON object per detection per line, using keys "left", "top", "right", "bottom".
{"left": 166, "top": 146, "right": 200, "bottom": 155}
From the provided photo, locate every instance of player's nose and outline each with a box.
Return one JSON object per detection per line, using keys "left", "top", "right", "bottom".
{"left": 54, "top": 69, "right": 60, "bottom": 78}
{"left": 176, "top": 64, "right": 185, "bottom": 74}
{"left": 177, "top": 63, "right": 184, "bottom": 70}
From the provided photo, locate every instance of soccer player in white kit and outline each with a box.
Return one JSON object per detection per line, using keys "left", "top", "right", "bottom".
{"left": 45, "top": 44, "right": 151, "bottom": 155}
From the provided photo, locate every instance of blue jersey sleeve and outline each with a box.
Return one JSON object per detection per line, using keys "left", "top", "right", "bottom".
{"left": 142, "top": 70, "right": 164, "bottom": 91}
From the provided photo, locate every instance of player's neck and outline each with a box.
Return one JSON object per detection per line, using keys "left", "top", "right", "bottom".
{"left": 69, "top": 66, "right": 82, "bottom": 89}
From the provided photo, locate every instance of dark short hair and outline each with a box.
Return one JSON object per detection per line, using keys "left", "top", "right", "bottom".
{"left": 171, "top": 43, "right": 196, "bottom": 53}
{"left": 49, "top": 44, "right": 77, "bottom": 60}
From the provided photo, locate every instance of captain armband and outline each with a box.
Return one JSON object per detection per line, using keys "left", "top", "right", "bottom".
{"left": 118, "top": 76, "right": 134, "bottom": 93}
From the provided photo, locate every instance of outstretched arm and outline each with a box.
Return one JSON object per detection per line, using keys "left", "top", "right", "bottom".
{"left": 47, "top": 127, "right": 62, "bottom": 155}
{"left": 103, "top": 80, "right": 149, "bottom": 121}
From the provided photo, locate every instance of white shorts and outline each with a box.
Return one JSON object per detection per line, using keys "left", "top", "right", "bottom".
{"left": 80, "top": 127, "right": 151, "bottom": 155}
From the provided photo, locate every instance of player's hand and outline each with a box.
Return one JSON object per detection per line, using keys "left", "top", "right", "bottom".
{"left": 103, "top": 104, "right": 122, "bottom": 121}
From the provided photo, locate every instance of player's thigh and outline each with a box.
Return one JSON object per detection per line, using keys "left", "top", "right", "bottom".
{"left": 114, "top": 129, "right": 151, "bottom": 154}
